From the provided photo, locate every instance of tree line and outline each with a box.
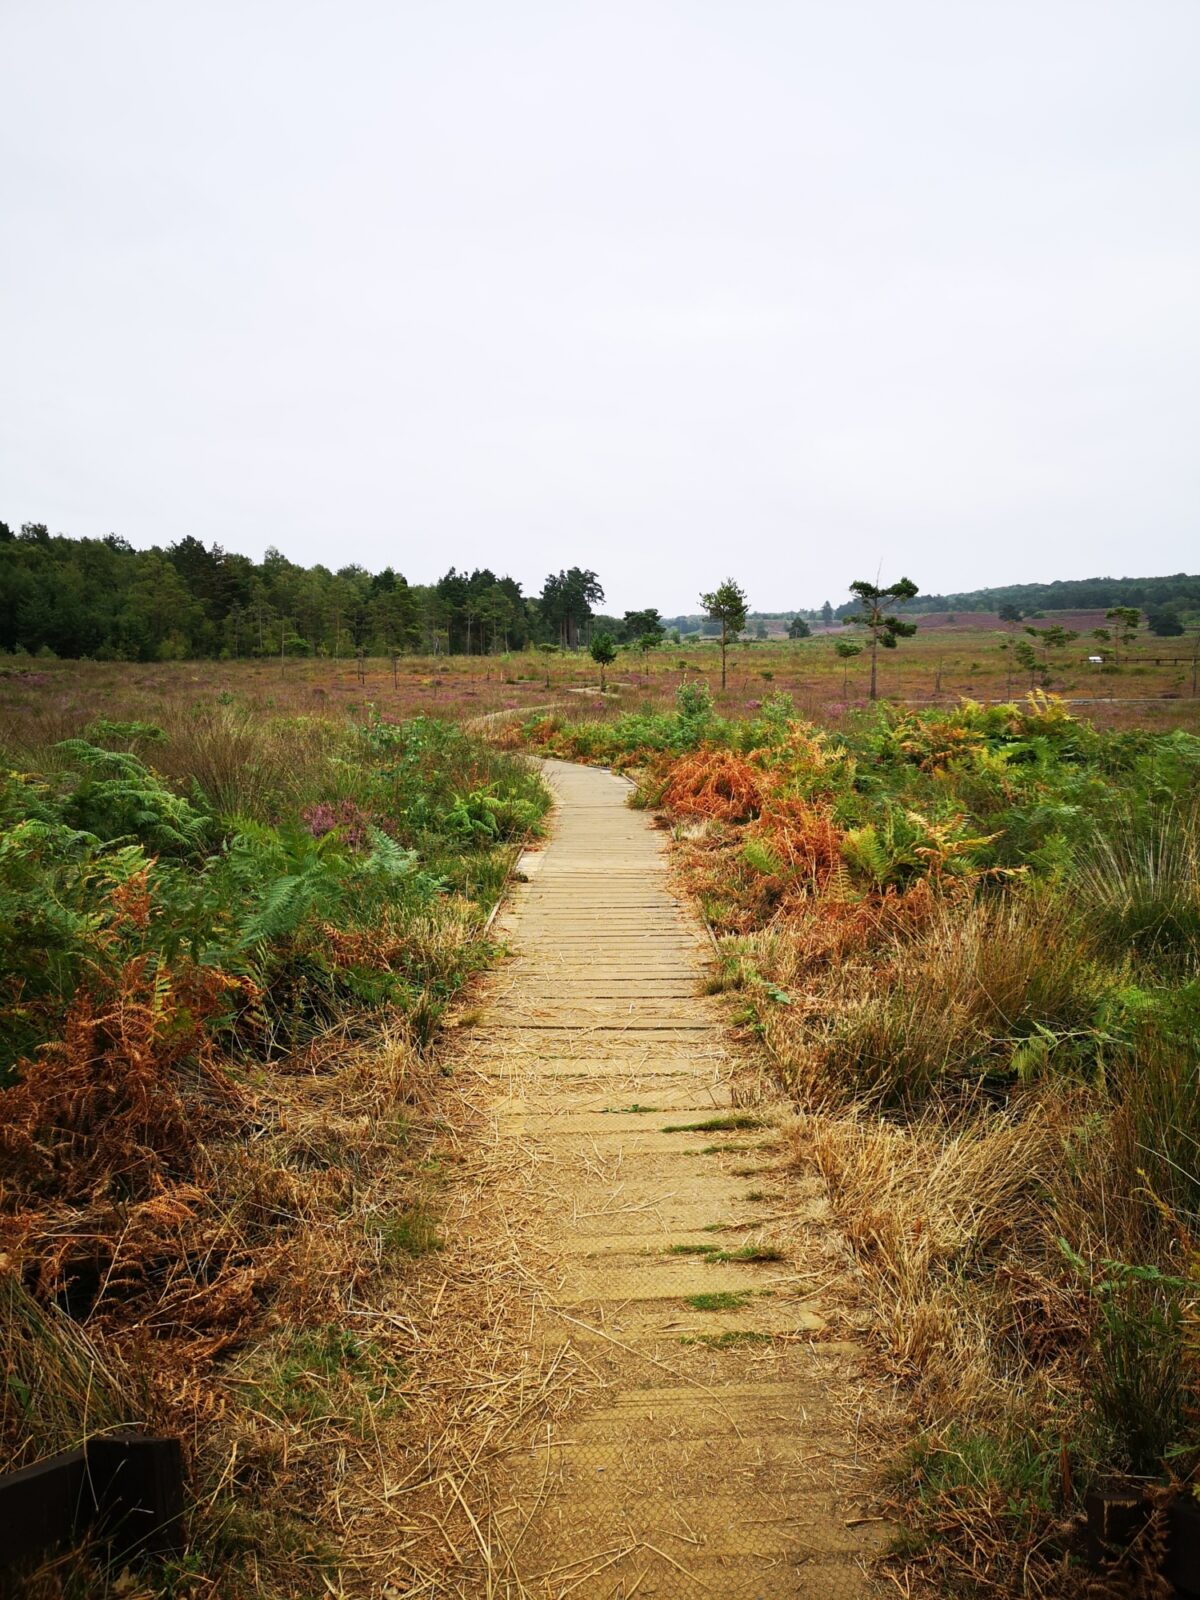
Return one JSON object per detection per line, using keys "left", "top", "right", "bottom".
{"left": 0, "top": 523, "right": 640, "bottom": 662}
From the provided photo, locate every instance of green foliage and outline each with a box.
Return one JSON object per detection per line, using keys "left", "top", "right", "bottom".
{"left": 1060, "top": 1243, "right": 1196, "bottom": 1478}
{"left": 847, "top": 576, "right": 919, "bottom": 641}
{"left": 845, "top": 575, "right": 919, "bottom": 699}
{"left": 1147, "top": 607, "right": 1185, "bottom": 637}
{"left": 699, "top": 579, "right": 749, "bottom": 639}
{"left": 374, "top": 1204, "right": 442, "bottom": 1258}
{"left": 0, "top": 716, "right": 549, "bottom": 1075}
{"left": 236, "top": 1325, "right": 405, "bottom": 1428}
{"left": 680, "top": 1330, "right": 772, "bottom": 1349}
{"left": 897, "top": 1422, "right": 1062, "bottom": 1546}
{"left": 621, "top": 607, "right": 665, "bottom": 643}
{"left": 1110, "top": 999, "right": 1200, "bottom": 1223}
{"left": 686, "top": 1291, "right": 749, "bottom": 1311}
{"left": 660, "top": 1114, "right": 763, "bottom": 1133}
{"left": 85, "top": 718, "right": 168, "bottom": 747}
{"left": 226, "top": 824, "right": 368, "bottom": 950}
{"left": 707, "top": 1243, "right": 786, "bottom": 1263}
{"left": 53, "top": 739, "right": 210, "bottom": 855}
{"left": 539, "top": 567, "right": 604, "bottom": 650}
{"left": 589, "top": 630, "right": 618, "bottom": 687}
{"left": 899, "top": 574, "right": 1200, "bottom": 619}
{"left": 840, "top": 808, "right": 995, "bottom": 891}
{"left": 743, "top": 838, "right": 783, "bottom": 876}
{"left": 675, "top": 678, "right": 714, "bottom": 725}
{"left": 0, "top": 526, "right": 618, "bottom": 658}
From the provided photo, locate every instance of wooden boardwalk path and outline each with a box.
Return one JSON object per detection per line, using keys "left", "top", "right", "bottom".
{"left": 456, "top": 759, "right": 886, "bottom": 1598}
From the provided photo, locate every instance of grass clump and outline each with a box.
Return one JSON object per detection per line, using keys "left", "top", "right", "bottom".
{"left": 686, "top": 1291, "right": 750, "bottom": 1312}
{"left": 374, "top": 1204, "right": 443, "bottom": 1258}
{"left": 707, "top": 1244, "right": 786, "bottom": 1264}
{"left": 235, "top": 1324, "right": 406, "bottom": 1428}
{"left": 661, "top": 1114, "right": 764, "bottom": 1134}
{"left": 680, "top": 1330, "right": 773, "bottom": 1350}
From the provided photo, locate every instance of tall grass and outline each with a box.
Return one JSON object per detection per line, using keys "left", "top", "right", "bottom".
{"left": 1113, "top": 1017, "right": 1200, "bottom": 1226}
{"left": 746, "top": 893, "right": 1106, "bottom": 1107}
{"left": 1078, "top": 799, "right": 1200, "bottom": 972}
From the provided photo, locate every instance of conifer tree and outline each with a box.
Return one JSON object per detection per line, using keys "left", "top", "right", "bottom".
{"left": 845, "top": 576, "right": 919, "bottom": 700}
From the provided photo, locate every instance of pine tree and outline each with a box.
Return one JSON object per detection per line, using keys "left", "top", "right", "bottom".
{"left": 700, "top": 579, "right": 749, "bottom": 690}
{"left": 845, "top": 577, "right": 919, "bottom": 700}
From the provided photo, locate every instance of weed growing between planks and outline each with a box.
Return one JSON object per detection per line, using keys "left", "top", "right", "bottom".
{"left": 0, "top": 706, "right": 549, "bottom": 1597}
{"left": 514, "top": 689, "right": 1200, "bottom": 1594}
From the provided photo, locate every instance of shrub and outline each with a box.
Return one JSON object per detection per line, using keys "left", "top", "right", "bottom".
{"left": 1060, "top": 1245, "right": 1197, "bottom": 1479}
{"left": 675, "top": 679, "right": 714, "bottom": 723}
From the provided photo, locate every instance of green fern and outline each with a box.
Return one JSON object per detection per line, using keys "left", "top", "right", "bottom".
{"left": 239, "top": 863, "right": 338, "bottom": 948}
{"left": 743, "top": 838, "right": 783, "bottom": 877}
{"left": 360, "top": 829, "right": 422, "bottom": 882}
{"left": 84, "top": 719, "right": 167, "bottom": 748}
{"left": 225, "top": 825, "right": 349, "bottom": 949}
{"left": 54, "top": 740, "right": 209, "bottom": 856}
{"left": 841, "top": 823, "right": 892, "bottom": 887}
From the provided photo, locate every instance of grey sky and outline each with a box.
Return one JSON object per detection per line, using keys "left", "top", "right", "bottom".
{"left": 3, "top": 1, "right": 1198, "bottom": 614}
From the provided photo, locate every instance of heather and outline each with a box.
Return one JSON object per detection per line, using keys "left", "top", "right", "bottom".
{"left": 0, "top": 702, "right": 548, "bottom": 1597}
{"left": 512, "top": 690, "right": 1200, "bottom": 1592}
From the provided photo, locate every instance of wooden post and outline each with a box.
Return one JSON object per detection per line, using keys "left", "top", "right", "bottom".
{"left": 0, "top": 1434, "right": 184, "bottom": 1565}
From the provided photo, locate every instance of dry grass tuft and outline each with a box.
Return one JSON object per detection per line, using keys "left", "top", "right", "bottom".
{"left": 791, "top": 1096, "right": 1087, "bottom": 1412}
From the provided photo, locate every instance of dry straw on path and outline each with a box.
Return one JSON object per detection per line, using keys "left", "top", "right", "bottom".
{"left": 349, "top": 759, "right": 894, "bottom": 1598}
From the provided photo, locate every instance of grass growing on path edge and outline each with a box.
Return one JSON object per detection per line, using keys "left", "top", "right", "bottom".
{"left": 506, "top": 689, "right": 1200, "bottom": 1595}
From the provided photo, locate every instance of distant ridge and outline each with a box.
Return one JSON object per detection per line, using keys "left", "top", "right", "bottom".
{"left": 889, "top": 572, "right": 1200, "bottom": 620}
{"left": 664, "top": 572, "right": 1200, "bottom": 636}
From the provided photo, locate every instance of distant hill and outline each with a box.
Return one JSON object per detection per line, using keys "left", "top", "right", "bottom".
{"left": 866, "top": 573, "right": 1200, "bottom": 620}
{"left": 668, "top": 577, "right": 1200, "bottom": 639}
{"left": 868, "top": 608, "right": 1116, "bottom": 633}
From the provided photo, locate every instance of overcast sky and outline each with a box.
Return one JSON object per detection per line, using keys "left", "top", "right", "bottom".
{"left": 2, "top": 2, "right": 1198, "bottom": 614}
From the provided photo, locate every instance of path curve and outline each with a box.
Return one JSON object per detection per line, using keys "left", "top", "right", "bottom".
{"left": 459, "top": 759, "right": 887, "bottom": 1598}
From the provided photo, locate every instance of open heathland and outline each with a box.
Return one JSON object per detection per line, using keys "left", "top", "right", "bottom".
{"left": 2, "top": 614, "right": 1199, "bottom": 752}
{"left": 3, "top": 645, "right": 1200, "bottom": 1597}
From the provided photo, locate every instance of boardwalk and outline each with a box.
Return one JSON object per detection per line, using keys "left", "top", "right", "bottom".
{"left": 454, "top": 759, "right": 886, "bottom": 1598}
